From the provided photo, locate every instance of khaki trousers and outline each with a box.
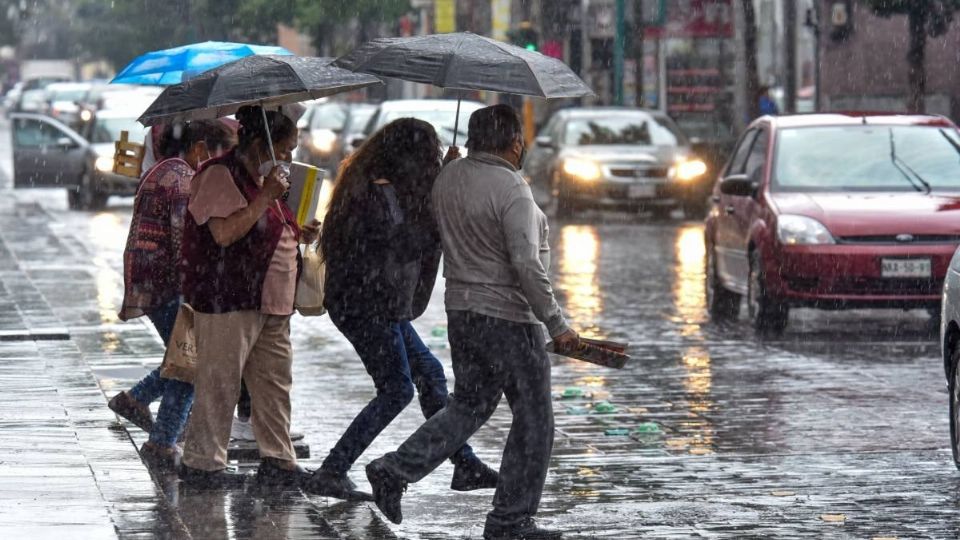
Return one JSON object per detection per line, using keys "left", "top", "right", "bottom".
{"left": 182, "top": 310, "right": 296, "bottom": 471}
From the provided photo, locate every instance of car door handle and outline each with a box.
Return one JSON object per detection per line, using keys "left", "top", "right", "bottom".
{"left": 724, "top": 205, "right": 735, "bottom": 215}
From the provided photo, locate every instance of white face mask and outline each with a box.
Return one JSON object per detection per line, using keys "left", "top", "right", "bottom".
{"left": 258, "top": 157, "right": 291, "bottom": 179}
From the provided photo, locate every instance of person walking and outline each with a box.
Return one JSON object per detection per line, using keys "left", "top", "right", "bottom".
{"left": 364, "top": 105, "right": 578, "bottom": 540}
{"left": 304, "top": 118, "right": 498, "bottom": 501}
{"left": 178, "top": 105, "right": 319, "bottom": 489}
{"left": 111, "top": 119, "right": 235, "bottom": 469}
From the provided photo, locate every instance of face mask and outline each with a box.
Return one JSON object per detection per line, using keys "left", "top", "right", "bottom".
{"left": 258, "top": 156, "right": 291, "bottom": 178}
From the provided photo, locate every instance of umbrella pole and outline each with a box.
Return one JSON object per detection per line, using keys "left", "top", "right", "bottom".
{"left": 452, "top": 94, "right": 462, "bottom": 147}
{"left": 260, "top": 103, "right": 278, "bottom": 165}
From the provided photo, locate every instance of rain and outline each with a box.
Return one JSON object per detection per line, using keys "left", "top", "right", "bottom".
{"left": 3, "top": 1, "right": 960, "bottom": 539}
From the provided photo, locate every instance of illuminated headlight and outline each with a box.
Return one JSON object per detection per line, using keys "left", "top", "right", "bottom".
{"left": 562, "top": 158, "right": 601, "bottom": 181}
{"left": 777, "top": 214, "right": 835, "bottom": 245}
{"left": 671, "top": 158, "right": 708, "bottom": 181}
{"left": 95, "top": 155, "right": 114, "bottom": 172}
{"left": 80, "top": 109, "right": 92, "bottom": 122}
{"left": 311, "top": 129, "right": 337, "bottom": 154}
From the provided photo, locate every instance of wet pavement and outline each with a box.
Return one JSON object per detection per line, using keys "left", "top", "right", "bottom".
{"left": 1, "top": 114, "right": 959, "bottom": 538}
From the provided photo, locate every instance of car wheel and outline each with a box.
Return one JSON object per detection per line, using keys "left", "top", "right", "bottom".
{"left": 748, "top": 249, "right": 788, "bottom": 335}
{"left": 949, "top": 345, "right": 960, "bottom": 471}
{"left": 706, "top": 243, "right": 741, "bottom": 320}
{"left": 69, "top": 172, "right": 108, "bottom": 211}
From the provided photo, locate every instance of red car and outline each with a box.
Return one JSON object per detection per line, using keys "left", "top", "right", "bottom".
{"left": 704, "top": 113, "right": 960, "bottom": 334}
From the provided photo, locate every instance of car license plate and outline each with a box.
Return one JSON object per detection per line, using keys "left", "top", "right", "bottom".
{"left": 881, "top": 258, "right": 931, "bottom": 278}
{"left": 628, "top": 184, "right": 656, "bottom": 199}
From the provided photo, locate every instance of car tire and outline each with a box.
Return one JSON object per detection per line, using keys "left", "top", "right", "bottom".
{"left": 949, "top": 345, "right": 960, "bottom": 471}
{"left": 748, "top": 249, "right": 788, "bottom": 335}
{"left": 68, "top": 172, "right": 107, "bottom": 211}
{"left": 706, "top": 243, "right": 740, "bottom": 320}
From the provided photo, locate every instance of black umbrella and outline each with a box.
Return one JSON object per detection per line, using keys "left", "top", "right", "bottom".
{"left": 139, "top": 55, "right": 382, "bottom": 164}
{"left": 334, "top": 32, "right": 593, "bottom": 144}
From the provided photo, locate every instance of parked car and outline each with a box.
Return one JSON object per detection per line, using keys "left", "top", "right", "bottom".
{"left": 360, "top": 99, "right": 485, "bottom": 154}
{"left": 14, "top": 88, "right": 48, "bottom": 113}
{"left": 2, "top": 81, "right": 25, "bottom": 112}
{"left": 11, "top": 110, "right": 149, "bottom": 210}
{"left": 524, "top": 107, "right": 708, "bottom": 219}
{"left": 941, "top": 245, "right": 960, "bottom": 470}
{"left": 42, "top": 81, "right": 92, "bottom": 125}
{"left": 330, "top": 102, "right": 378, "bottom": 173}
{"left": 295, "top": 100, "right": 347, "bottom": 173}
{"left": 705, "top": 113, "right": 960, "bottom": 334}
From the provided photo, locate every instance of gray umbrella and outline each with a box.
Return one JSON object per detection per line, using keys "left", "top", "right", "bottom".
{"left": 334, "top": 32, "right": 593, "bottom": 144}
{"left": 138, "top": 54, "right": 381, "bottom": 164}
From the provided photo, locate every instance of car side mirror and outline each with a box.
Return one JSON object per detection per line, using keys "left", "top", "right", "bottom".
{"left": 56, "top": 136, "right": 76, "bottom": 149}
{"left": 535, "top": 135, "right": 554, "bottom": 149}
{"left": 719, "top": 173, "right": 758, "bottom": 198}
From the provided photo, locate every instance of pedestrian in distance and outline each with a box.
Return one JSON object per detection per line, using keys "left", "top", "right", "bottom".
{"left": 111, "top": 119, "right": 236, "bottom": 470}
{"left": 178, "top": 105, "right": 320, "bottom": 489}
{"left": 364, "top": 105, "right": 579, "bottom": 540}
{"left": 304, "top": 117, "right": 499, "bottom": 501}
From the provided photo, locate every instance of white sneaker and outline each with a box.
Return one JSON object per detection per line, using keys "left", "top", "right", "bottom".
{"left": 230, "top": 417, "right": 256, "bottom": 442}
{"left": 229, "top": 417, "right": 305, "bottom": 442}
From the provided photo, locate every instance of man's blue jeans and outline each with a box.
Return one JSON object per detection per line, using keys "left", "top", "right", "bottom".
{"left": 128, "top": 299, "right": 195, "bottom": 447}
{"left": 320, "top": 311, "right": 478, "bottom": 475}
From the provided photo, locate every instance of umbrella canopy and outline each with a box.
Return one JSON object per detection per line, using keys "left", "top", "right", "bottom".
{"left": 112, "top": 41, "right": 293, "bottom": 85}
{"left": 138, "top": 55, "right": 382, "bottom": 126}
{"left": 333, "top": 32, "right": 593, "bottom": 99}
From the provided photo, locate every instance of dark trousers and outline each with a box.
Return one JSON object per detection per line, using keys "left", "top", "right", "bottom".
{"left": 321, "top": 310, "right": 478, "bottom": 475}
{"left": 380, "top": 310, "right": 555, "bottom": 529}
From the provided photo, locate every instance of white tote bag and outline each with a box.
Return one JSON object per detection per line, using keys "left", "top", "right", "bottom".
{"left": 295, "top": 240, "right": 327, "bottom": 316}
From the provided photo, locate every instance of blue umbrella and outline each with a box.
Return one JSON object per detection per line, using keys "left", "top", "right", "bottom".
{"left": 111, "top": 41, "right": 293, "bottom": 85}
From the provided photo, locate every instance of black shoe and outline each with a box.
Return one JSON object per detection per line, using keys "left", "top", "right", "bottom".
{"left": 365, "top": 458, "right": 406, "bottom": 524}
{"left": 179, "top": 464, "right": 249, "bottom": 489}
{"left": 108, "top": 391, "right": 154, "bottom": 433}
{"left": 254, "top": 457, "right": 312, "bottom": 489}
{"left": 483, "top": 518, "right": 562, "bottom": 540}
{"left": 140, "top": 441, "right": 180, "bottom": 472}
{"left": 450, "top": 459, "right": 499, "bottom": 491}
{"left": 303, "top": 468, "right": 373, "bottom": 501}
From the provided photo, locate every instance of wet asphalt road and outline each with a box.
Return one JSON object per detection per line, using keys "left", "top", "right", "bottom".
{"left": 2, "top": 114, "right": 959, "bottom": 538}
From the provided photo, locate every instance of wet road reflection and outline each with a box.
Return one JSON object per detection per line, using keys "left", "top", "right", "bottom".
{"left": 556, "top": 224, "right": 604, "bottom": 339}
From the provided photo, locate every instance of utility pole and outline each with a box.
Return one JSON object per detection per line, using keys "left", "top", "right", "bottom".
{"left": 613, "top": 0, "right": 625, "bottom": 105}
{"left": 783, "top": 0, "right": 797, "bottom": 113}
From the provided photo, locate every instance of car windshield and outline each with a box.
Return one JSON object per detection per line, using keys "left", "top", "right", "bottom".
{"left": 773, "top": 125, "right": 960, "bottom": 192}
{"left": 49, "top": 88, "right": 88, "bottom": 102}
{"left": 563, "top": 115, "right": 687, "bottom": 146}
{"left": 344, "top": 106, "right": 376, "bottom": 133}
{"left": 90, "top": 116, "right": 147, "bottom": 144}
{"left": 378, "top": 107, "right": 479, "bottom": 145}
{"left": 309, "top": 103, "right": 346, "bottom": 131}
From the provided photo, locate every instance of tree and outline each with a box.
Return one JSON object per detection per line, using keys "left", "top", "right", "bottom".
{"left": 867, "top": 0, "right": 960, "bottom": 113}
{"left": 740, "top": 0, "right": 760, "bottom": 121}
{"left": 296, "top": 0, "right": 410, "bottom": 55}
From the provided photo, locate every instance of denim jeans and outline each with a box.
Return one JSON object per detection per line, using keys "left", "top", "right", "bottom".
{"left": 320, "top": 310, "right": 478, "bottom": 475}
{"left": 128, "top": 299, "right": 195, "bottom": 447}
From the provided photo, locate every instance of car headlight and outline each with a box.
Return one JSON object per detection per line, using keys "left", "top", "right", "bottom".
{"left": 80, "top": 109, "right": 92, "bottom": 122}
{"left": 311, "top": 129, "right": 337, "bottom": 154}
{"left": 777, "top": 214, "right": 835, "bottom": 245}
{"left": 562, "top": 158, "right": 601, "bottom": 181}
{"left": 671, "top": 158, "right": 708, "bottom": 182}
{"left": 95, "top": 155, "right": 114, "bottom": 173}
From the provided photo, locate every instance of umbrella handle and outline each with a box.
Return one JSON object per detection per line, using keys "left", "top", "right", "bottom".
{"left": 260, "top": 103, "right": 277, "bottom": 166}
{"left": 452, "top": 95, "right": 461, "bottom": 147}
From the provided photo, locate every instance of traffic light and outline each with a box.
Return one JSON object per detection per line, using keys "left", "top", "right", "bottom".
{"left": 508, "top": 23, "right": 538, "bottom": 52}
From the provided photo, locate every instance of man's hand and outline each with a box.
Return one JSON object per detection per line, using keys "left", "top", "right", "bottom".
{"left": 301, "top": 219, "right": 321, "bottom": 245}
{"left": 552, "top": 329, "right": 580, "bottom": 353}
{"left": 442, "top": 145, "right": 461, "bottom": 166}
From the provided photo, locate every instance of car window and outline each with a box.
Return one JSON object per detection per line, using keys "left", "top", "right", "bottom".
{"left": 309, "top": 103, "right": 347, "bottom": 131}
{"left": 773, "top": 125, "right": 960, "bottom": 192}
{"left": 539, "top": 115, "right": 560, "bottom": 140}
{"left": 90, "top": 116, "right": 147, "bottom": 144}
{"left": 13, "top": 118, "right": 65, "bottom": 147}
{"left": 743, "top": 128, "right": 769, "bottom": 182}
{"left": 725, "top": 129, "right": 758, "bottom": 175}
{"left": 343, "top": 107, "right": 375, "bottom": 133}
{"left": 562, "top": 115, "right": 681, "bottom": 146}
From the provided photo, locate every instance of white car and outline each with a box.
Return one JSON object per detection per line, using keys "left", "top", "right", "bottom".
{"left": 941, "top": 246, "right": 960, "bottom": 469}
{"left": 360, "top": 99, "right": 486, "bottom": 154}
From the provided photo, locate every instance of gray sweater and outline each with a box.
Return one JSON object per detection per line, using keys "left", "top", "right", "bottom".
{"left": 432, "top": 151, "right": 570, "bottom": 337}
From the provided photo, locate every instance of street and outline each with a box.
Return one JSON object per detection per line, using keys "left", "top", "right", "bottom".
{"left": 1, "top": 113, "right": 958, "bottom": 539}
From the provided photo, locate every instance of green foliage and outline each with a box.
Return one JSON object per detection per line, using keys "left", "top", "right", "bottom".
{"left": 865, "top": 0, "right": 960, "bottom": 36}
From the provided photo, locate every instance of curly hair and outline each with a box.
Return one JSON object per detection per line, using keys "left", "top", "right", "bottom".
{"left": 321, "top": 117, "right": 441, "bottom": 262}
{"left": 235, "top": 105, "right": 297, "bottom": 153}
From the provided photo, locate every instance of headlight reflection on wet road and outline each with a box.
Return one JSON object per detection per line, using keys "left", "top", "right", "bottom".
{"left": 557, "top": 224, "right": 605, "bottom": 339}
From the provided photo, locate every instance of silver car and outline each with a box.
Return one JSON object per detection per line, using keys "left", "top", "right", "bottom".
{"left": 941, "top": 246, "right": 960, "bottom": 470}
{"left": 524, "top": 107, "right": 708, "bottom": 219}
